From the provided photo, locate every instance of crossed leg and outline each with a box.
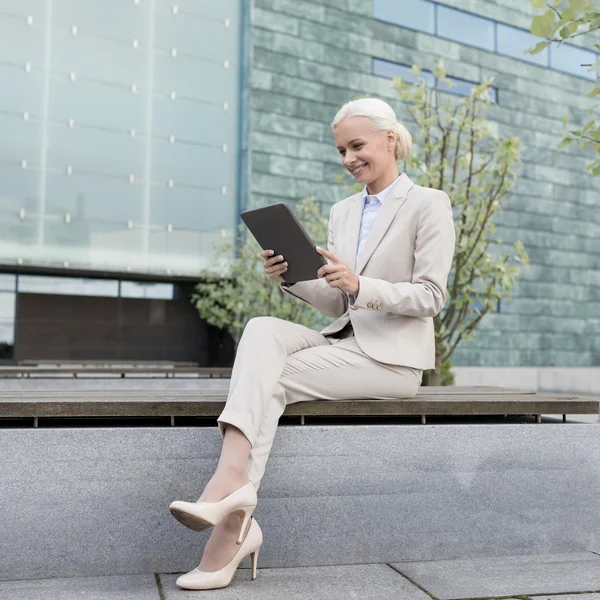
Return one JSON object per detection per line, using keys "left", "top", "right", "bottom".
{"left": 196, "top": 316, "right": 421, "bottom": 571}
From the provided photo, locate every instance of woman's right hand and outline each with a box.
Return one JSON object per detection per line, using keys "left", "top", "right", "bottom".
{"left": 260, "top": 249, "right": 288, "bottom": 282}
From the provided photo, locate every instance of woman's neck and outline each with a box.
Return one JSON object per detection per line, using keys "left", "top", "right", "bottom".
{"left": 366, "top": 168, "right": 401, "bottom": 195}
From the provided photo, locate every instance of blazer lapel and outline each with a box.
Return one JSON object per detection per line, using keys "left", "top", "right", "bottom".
{"left": 343, "top": 193, "right": 363, "bottom": 272}
{"left": 355, "top": 173, "right": 415, "bottom": 275}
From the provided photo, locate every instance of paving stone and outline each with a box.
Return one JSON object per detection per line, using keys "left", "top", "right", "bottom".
{"left": 507, "top": 595, "right": 600, "bottom": 600}
{"left": 392, "top": 552, "right": 600, "bottom": 599}
{"left": 160, "top": 563, "right": 431, "bottom": 599}
{"left": 0, "top": 574, "right": 159, "bottom": 599}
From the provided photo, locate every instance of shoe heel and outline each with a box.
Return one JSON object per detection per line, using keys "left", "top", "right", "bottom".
{"left": 236, "top": 505, "right": 254, "bottom": 545}
{"left": 250, "top": 549, "right": 260, "bottom": 580}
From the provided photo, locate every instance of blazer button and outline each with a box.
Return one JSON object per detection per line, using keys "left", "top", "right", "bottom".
{"left": 377, "top": 305, "right": 382, "bottom": 310}
{"left": 367, "top": 302, "right": 373, "bottom": 308}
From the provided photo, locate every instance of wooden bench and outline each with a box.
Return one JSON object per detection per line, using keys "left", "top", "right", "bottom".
{"left": 0, "top": 366, "right": 233, "bottom": 379}
{"left": 19, "top": 360, "right": 199, "bottom": 367}
{"left": 0, "top": 386, "right": 597, "bottom": 425}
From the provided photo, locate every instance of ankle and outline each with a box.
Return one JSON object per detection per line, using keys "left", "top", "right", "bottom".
{"left": 215, "top": 465, "right": 249, "bottom": 482}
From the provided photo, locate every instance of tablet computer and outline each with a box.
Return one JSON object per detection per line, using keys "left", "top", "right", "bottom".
{"left": 240, "top": 203, "right": 327, "bottom": 282}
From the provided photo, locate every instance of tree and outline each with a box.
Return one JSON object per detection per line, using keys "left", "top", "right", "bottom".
{"left": 392, "top": 61, "right": 529, "bottom": 385}
{"left": 191, "top": 197, "right": 329, "bottom": 349}
{"left": 528, "top": 0, "right": 600, "bottom": 174}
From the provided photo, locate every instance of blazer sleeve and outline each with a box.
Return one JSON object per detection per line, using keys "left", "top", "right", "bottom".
{"left": 279, "top": 204, "right": 349, "bottom": 319}
{"left": 351, "top": 189, "right": 455, "bottom": 317}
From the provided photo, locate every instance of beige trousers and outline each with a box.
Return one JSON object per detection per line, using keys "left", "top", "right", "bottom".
{"left": 217, "top": 316, "right": 422, "bottom": 492}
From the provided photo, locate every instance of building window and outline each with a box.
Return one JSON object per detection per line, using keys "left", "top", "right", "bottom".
{"left": 496, "top": 24, "right": 549, "bottom": 66}
{"left": 0, "top": 292, "right": 16, "bottom": 359}
{"left": 436, "top": 5, "right": 495, "bottom": 52}
{"left": 372, "top": 59, "right": 436, "bottom": 87}
{"left": 372, "top": 0, "right": 599, "bottom": 81}
{"left": 550, "top": 42, "right": 599, "bottom": 80}
{"left": 372, "top": 0, "right": 435, "bottom": 34}
{"left": 17, "top": 276, "right": 119, "bottom": 297}
{"left": 0, "top": 274, "right": 17, "bottom": 292}
{"left": 372, "top": 58, "right": 498, "bottom": 103}
{"left": 120, "top": 281, "right": 174, "bottom": 299}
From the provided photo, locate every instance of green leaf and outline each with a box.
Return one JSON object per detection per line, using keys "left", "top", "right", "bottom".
{"left": 569, "top": 0, "right": 589, "bottom": 12}
{"left": 531, "top": 0, "right": 546, "bottom": 7}
{"left": 526, "top": 39, "right": 551, "bottom": 54}
{"left": 582, "top": 119, "right": 596, "bottom": 133}
{"left": 531, "top": 11, "right": 557, "bottom": 37}
{"left": 559, "top": 21, "right": 579, "bottom": 37}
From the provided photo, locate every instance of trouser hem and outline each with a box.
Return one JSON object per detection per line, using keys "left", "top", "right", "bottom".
{"left": 217, "top": 409, "right": 256, "bottom": 449}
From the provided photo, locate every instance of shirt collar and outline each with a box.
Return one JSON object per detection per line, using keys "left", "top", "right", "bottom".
{"left": 361, "top": 174, "right": 403, "bottom": 205}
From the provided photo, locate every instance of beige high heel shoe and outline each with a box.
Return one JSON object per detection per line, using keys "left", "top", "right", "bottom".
{"left": 169, "top": 480, "right": 257, "bottom": 545}
{"left": 175, "top": 517, "right": 263, "bottom": 590}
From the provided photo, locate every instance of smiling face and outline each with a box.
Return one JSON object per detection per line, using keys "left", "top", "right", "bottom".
{"left": 334, "top": 115, "right": 398, "bottom": 194}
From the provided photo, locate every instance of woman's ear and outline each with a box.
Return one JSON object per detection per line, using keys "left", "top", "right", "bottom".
{"left": 387, "top": 130, "right": 397, "bottom": 154}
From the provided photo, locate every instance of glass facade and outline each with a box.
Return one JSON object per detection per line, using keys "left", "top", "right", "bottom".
{"left": 0, "top": 291, "right": 15, "bottom": 359}
{"left": 0, "top": 1, "right": 241, "bottom": 277}
{"left": 373, "top": 58, "right": 498, "bottom": 103}
{"left": 436, "top": 5, "right": 495, "bottom": 52}
{"left": 373, "top": 0, "right": 599, "bottom": 80}
{"left": 496, "top": 24, "right": 549, "bottom": 67}
{"left": 17, "top": 275, "right": 119, "bottom": 296}
{"left": 373, "top": 0, "right": 434, "bottom": 34}
{"left": 550, "top": 42, "right": 599, "bottom": 80}
{"left": 13, "top": 274, "right": 174, "bottom": 299}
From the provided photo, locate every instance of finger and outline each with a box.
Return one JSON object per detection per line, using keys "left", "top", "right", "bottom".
{"left": 317, "top": 263, "right": 344, "bottom": 278}
{"left": 315, "top": 246, "right": 339, "bottom": 263}
{"left": 325, "top": 270, "right": 345, "bottom": 284}
{"left": 260, "top": 249, "right": 274, "bottom": 259}
{"left": 265, "top": 254, "right": 285, "bottom": 267}
{"left": 266, "top": 261, "right": 288, "bottom": 275}
{"left": 268, "top": 269, "right": 286, "bottom": 281}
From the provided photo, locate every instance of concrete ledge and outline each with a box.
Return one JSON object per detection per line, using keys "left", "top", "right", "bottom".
{"left": 454, "top": 366, "right": 600, "bottom": 394}
{"left": 1, "top": 423, "right": 598, "bottom": 580}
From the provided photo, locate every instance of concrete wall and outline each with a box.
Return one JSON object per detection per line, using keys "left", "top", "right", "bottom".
{"left": 246, "top": 0, "right": 600, "bottom": 368}
{"left": 1, "top": 423, "right": 598, "bottom": 580}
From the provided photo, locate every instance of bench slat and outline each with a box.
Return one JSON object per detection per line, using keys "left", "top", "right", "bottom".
{"left": 0, "top": 389, "right": 596, "bottom": 417}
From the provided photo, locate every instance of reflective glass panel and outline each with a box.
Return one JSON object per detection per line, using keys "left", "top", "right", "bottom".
{"left": 120, "top": 281, "right": 174, "bottom": 299}
{"left": 550, "top": 42, "right": 598, "bottom": 80}
{"left": 0, "top": 275, "right": 16, "bottom": 292}
{"left": 372, "top": 58, "right": 436, "bottom": 87}
{"left": 0, "top": 1, "right": 241, "bottom": 277}
{"left": 497, "top": 24, "right": 549, "bottom": 66}
{"left": 436, "top": 5, "right": 494, "bottom": 51}
{"left": 372, "top": 0, "right": 435, "bottom": 33}
{"left": 17, "top": 275, "right": 119, "bottom": 296}
{"left": 0, "top": 291, "right": 15, "bottom": 356}
{"left": 436, "top": 76, "right": 475, "bottom": 97}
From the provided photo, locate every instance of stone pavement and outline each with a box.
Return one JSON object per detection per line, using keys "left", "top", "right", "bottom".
{"left": 1, "top": 552, "right": 599, "bottom": 599}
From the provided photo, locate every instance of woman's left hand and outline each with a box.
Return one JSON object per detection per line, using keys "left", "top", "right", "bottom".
{"left": 316, "top": 247, "right": 360, "bottom": 295}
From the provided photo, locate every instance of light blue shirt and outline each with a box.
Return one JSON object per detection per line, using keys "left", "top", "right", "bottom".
{"left": 356, "top": 175, "right": 402, "bottom": 265}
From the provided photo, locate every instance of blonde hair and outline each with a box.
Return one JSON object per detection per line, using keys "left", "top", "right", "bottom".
{"left": 331, "top": 97, "right": 412, "bottom": 161}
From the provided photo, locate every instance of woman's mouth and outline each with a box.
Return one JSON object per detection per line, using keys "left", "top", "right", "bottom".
{"left": 350, "top": 163, "right": 367, "bottom": 176}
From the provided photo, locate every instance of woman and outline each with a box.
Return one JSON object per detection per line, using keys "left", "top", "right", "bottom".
{"left": 168, "top": 97, "right": 456, "bottom": 590}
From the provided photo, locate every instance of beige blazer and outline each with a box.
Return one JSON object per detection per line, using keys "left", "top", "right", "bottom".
{"left": 281, "top": 173, "right": 455, "bottom": 370}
